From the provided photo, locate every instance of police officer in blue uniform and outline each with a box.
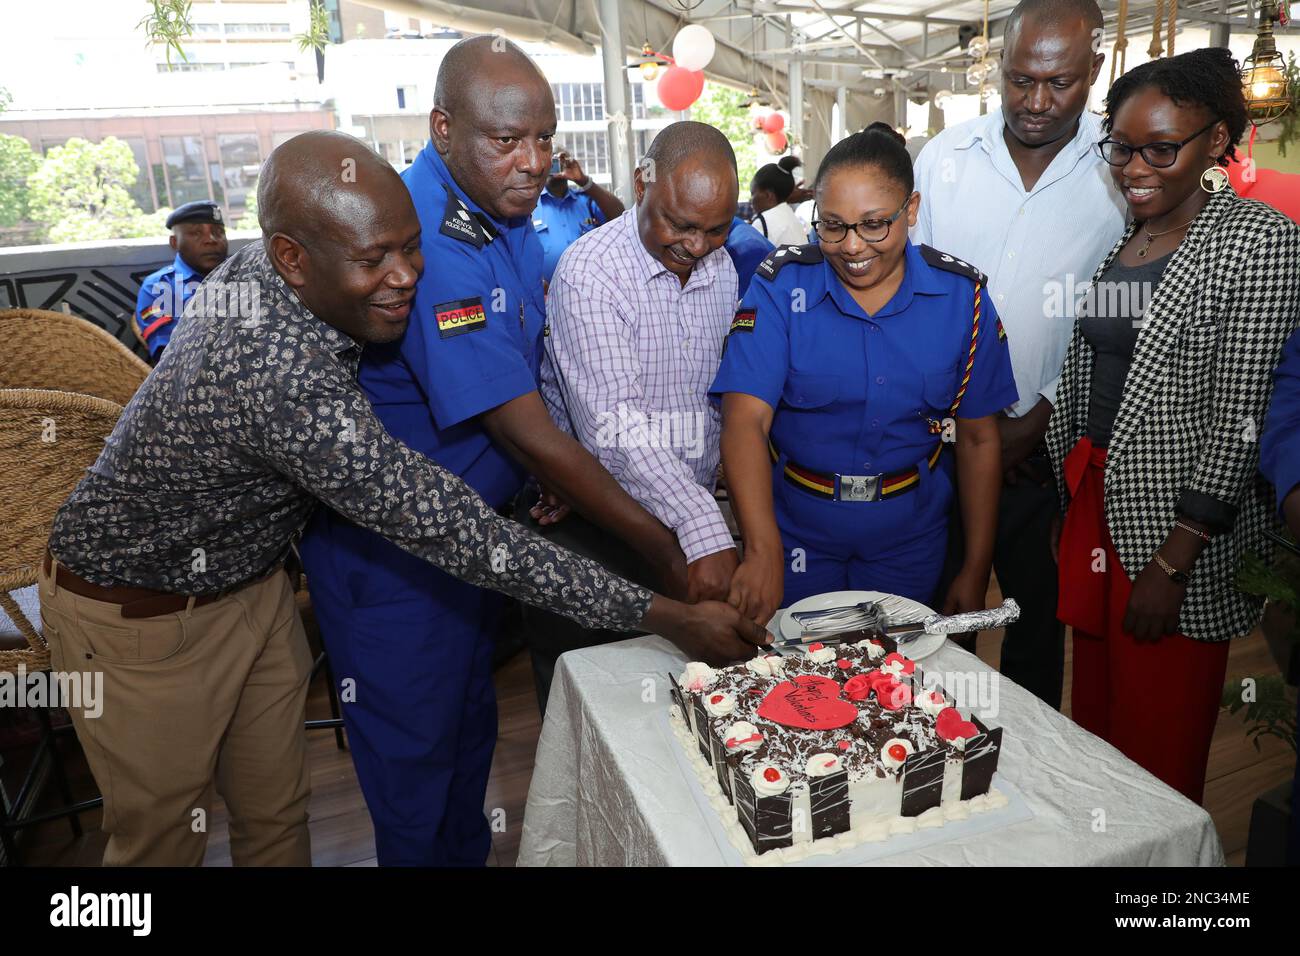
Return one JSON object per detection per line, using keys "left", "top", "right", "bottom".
{"left": 297, "top": 37, "right": 756, "bottom": 867}
{"left": 712, "top": 126, "right": 1018, "bottom": 628}
{"left": 532, "top": 151, "right": 623, "bottom": 283}
{"left": 134, "top": 200, "right": 228, "bottom": 362}
{"left": 724, "top": 215, "right": 774, "bottom": 300}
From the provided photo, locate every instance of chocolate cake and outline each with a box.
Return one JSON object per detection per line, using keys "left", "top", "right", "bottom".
{"left": 668, "top": 632, "right": 1006, "bottom": 861}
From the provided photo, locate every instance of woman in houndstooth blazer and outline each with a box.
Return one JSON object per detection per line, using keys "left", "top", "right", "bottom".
{"left": 1046, "top": 48, "right": 1300, "bottom": 804}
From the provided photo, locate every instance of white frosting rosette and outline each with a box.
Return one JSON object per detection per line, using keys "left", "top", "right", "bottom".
{"left": 750, "top": 764, "right": 789, "bottom": 796}
{"left": 723, "top": 721, "right": 763, "bottom": 752}
{"left": 804, "top": 642, "right": 837, "bottom": 664}
{"left": 804, "top": 753, "right": 843, "bottom": 777}
{"left": 881, "top": 653, "right": 913, "bottom": 678}
{"left": 745, "top": 654, "right": 786, "bottom": 678}
{"left": 679, "top": 661, "right": 716, "bottom": 693}
{"left": 917, "top": 687, "right": 948, "bottom": 717}
{"left": 703, "top": 690, "right": 736, "bottom": 717}
{"left": 854, "top": 638, "right": 887, "bottom": 661}
{"left": 879, "top": 737, "right": 915, "bottom": 770}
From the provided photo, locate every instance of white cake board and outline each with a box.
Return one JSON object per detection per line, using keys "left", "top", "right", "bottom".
{"left": 661, "top": 708, "right": 1035, "bottom": 867}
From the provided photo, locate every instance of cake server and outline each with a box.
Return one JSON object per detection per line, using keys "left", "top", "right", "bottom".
{"left": 780, "top": 598, "right": 1022, "bottom": 647}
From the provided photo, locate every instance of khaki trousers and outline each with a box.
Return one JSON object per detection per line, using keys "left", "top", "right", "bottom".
{"left": 38, "top": 559, "right": 313, "bottom": 866}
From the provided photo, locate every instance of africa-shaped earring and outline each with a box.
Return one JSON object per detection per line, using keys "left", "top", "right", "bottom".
{"left": 1200, "top": 165, "right": 1230, "bottom": 194}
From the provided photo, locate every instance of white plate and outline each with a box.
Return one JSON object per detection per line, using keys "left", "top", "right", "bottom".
{"left": 777, "top": 589, "right": 945, "bottom": 660}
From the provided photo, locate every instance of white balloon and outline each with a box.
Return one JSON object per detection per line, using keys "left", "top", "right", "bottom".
{"left": 673, "top": 24, "right": 716, "bottom": 72}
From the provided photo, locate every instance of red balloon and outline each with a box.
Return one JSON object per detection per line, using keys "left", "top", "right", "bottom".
{"left": 765, "top": 130, "right": 788, "bottom": 153}
{"left": 763, "top": 112, "right": 786, "bottom": 133}
{"left": 752, "top": 114, "right": 766, "bottom": 130}
{"left": 657, "top": 66, "right": 704, "bottom": 111}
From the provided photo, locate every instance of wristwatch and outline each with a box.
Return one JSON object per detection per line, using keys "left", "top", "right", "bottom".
{"left": 1153, "top": 552, "right": 1191, "bottom": 586}
{"left": 572, "top": 176, "right": 592, "bottom": 193}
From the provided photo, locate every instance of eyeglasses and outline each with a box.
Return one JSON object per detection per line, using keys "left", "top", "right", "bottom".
{"left": 1095, "top": 119, "right": 1220, "bottom": 169}
{"left": 812, "top": 199, "right": 910, "bottom": 244}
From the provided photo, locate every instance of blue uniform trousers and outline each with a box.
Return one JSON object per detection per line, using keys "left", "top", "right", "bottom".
{"left": 772, "top": 451, "right": 952, "bottom": 608}
{"left": 301, "top": 513, "right": 500, "bottom": 866}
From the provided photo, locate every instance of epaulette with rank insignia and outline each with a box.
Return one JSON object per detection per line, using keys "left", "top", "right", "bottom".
{"left": 755, "top": 243, "right": 823, "bottom": 281}
{"left": 919, "top": 245, "right": 988, "bottom": 285}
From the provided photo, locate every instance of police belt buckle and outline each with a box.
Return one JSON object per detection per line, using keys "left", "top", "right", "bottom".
{"left": 837, "top": 473, "right": 880, "bottom": 502}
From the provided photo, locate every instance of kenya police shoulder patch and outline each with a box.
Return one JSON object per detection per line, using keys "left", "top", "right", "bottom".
{"left": 919, "top": 244, "right": 988, "bottom": 284}
{"left": 755, "top": 243, "right": 823, "bottom": 280}
{"left": 439, "top": 184, "right": 485, "bottom": 249}
{"left": 730, "top": 308, "right": 756, "bottom": 334}
{"left": 435, "top": 297, "right": 488, "bottom": 339}
{"left": 996, "top": 316, "right": 1007, "bottom": 341}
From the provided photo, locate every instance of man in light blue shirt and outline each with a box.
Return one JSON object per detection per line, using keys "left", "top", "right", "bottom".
{"left": 914, "top": 0, "right": 1126, "bottom": 709}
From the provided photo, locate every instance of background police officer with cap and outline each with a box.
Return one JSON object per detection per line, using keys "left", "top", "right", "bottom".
{"left": 532, "top": 150, "right": 623, "bottom": 283}
{"left": 133, "top": 199, "right": 229, "bottom": 362}
{"left": 299, "top": 35, "right": 761, "bottom": 867}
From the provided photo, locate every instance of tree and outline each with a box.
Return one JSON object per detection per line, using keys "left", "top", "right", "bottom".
{"left": 689, "top": 82, "right": 763, "bottom": 191}
{"left": 0, "top": 134, "right": 40, "bottom": 228}
{"left": 235, "top": 188, "right": 260, "bottom": 231}
{"left": 27, "top": 137, "right": 167, "bottom": 243}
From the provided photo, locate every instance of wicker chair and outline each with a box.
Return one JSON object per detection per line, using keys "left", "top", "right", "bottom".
{"left": 0, "top": 309, "right": 150, "bottom": 408}
{"left": 0, "top": 388, "right": 121, "bottom": 863}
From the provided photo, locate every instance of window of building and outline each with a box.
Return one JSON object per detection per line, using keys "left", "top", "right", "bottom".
{"left": 161, "top": 135, "right": 212, "bottom": 207}
{"left": 190, "top": 23, "right": 221, "bottom": 36}
{"left": 557, "top": 130, "right": 609, "bottom": 178}
{"left": 122, "top": 137, "right": 158, "bottom": 214}
{"left": 551, "top": 83, "right": 606, "bottom": 123}
{"left": 157, "top": 62, "right": 227, "bottom": 72}
{"left": 217, "top": 133, "right": 261, "bottom": 218}
{"left": 396, "top": 86, "right": 418, "bottom": 110}
{"left": 224, "top": 22, "right": 292, "bottom": 34}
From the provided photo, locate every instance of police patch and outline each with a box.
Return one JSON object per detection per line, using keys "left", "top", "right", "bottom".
{"left": 435, "top": 297, "right": 488, "bottom": 338}
{"left": 755, "top": 243, "right": 823, "bottom": 280}
{"left": 919, "top": 244, "right": 988, "bottom": 284}
{"left": 439, "top": 184, "right": 485, "bottom": 249}
{"left": 730, "top": 308, "right": 756, "bottom": 333}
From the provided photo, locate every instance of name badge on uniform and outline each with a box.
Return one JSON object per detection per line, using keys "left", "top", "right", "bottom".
{"left": 435, "top": 297, "right": 488, "bottom": 338}
{"left": 730, "top": 308, "right": 756, "bottom": 333}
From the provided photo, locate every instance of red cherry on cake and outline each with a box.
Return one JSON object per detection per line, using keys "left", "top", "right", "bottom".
{"left": 836, "top": 658, "right": 852, "bottom": 670}
{"left": 888, "top": 743, "right": 908, "bottom": 762}
{"left": 808, "top": 642, "right": 825, "bottom": 652}
{"left": 763, "top": 767, "right": 782, "bottom": 783}
{"left": 710, "top": 694, "right": 723, "bottom": 704}
{"left": 837, "top": 740, "right": 851, "bottom": 750}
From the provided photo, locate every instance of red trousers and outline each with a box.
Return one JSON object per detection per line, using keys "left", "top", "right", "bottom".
{"left": 1057, "top": 437, "right": 1229, "bottom": 805}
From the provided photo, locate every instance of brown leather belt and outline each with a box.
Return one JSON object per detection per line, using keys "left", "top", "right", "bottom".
{"left": 44, "top": 551, "right": 281, "bottom": 619}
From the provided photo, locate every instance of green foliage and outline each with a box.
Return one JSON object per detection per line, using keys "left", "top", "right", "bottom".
{"left": 1276, "top": 51, "right": 1300, "bottom": 157}
{"left": 0, "top": 135, "right": 41, "bottom": 228}
{"left": 0, "top": 86, "right": 12, "bottom": 114}
{"left": 138, "top": 0, "right": 194, "bottom": 67}
{"left": 235, "top": 188, "right": 260, "bottom": 231}
{"left": 1221, "top": 674, "right": 1297, "bottom": 754}
{"left": 26, "top": 138, "right": 164, "bottom": 243}
{"left": 1237, "top": 540, "right": 1300, "bottom": 645}
{"left": 296, "top": 1, "right": 331, "bottom": 55}
{"left": 689, "top": 82, "right": 762, "bottom": 192}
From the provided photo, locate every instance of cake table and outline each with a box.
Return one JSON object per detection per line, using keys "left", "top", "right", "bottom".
{"left": 516, "top": 621, "right": 1224, "bottom": 867}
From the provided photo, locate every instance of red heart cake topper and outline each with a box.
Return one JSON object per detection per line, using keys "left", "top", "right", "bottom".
{"left": 757, "top": 675, "right": 859, "bottom": 730}
{"left": 935, "top": 706, "right": 979, "bottom": 741}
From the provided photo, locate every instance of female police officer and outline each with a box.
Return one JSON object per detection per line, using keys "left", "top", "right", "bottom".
{"left": 712, "top": 124, "right": 1018, "bottom": 627}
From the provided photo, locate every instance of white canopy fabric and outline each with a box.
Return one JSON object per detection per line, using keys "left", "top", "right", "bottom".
{"left": 355, "top": 1, "right": 1287, "bottom": 171}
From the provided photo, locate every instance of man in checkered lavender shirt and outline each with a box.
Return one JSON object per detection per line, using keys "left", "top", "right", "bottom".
{"left": 525, "top": 122, "right": 743, "bottom": 712}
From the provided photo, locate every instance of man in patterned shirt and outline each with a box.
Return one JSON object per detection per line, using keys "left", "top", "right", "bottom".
{"left": 39, "top": 131, "right": 767, "bottom": 867}
{"left": 527, "top": 122, "right": 741, "bottom": 712}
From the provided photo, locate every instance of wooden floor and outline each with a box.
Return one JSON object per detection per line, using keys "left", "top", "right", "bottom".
{"left": 15, "top": 579, "right": 1295, "bottom": 867}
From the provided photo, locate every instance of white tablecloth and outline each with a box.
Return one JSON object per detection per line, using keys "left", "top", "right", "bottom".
{"left": 517, "top": 630, "right": 1224, "bottom": 866}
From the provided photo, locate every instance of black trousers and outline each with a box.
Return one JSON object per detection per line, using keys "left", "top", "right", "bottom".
{"left": 515, "top": 488, "right": 657, "bottom": 717}
{"left": 936, "top": 450, "right": 1065, "bottom": 710}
